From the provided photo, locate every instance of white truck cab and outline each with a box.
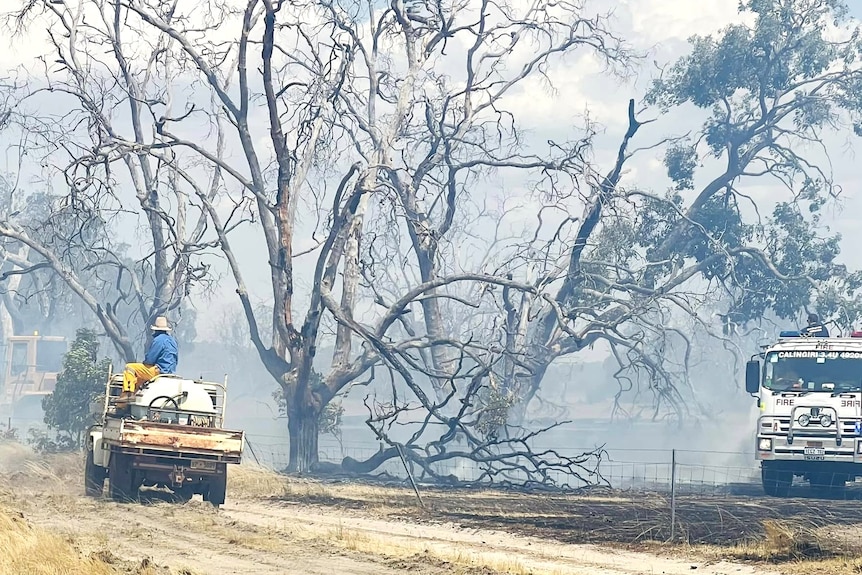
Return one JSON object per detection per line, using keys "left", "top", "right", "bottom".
{"left": 747, "top": 331, "right": 862, "bottom": 497}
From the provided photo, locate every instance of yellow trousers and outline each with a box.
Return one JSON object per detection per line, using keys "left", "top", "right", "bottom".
{"left": 123, "top": 363, "right": 160, "bottom": 392}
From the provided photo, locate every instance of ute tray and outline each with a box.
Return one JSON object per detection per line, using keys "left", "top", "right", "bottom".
{"left": 101, "top": 417, "right": 244, "bottom": 463}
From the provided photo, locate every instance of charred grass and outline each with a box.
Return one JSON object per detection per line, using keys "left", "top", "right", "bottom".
{"left": 234, "top": 464, "right": 862, "bottom": 570}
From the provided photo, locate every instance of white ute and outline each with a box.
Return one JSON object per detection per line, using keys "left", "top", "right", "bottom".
{"left": 85, "top": 372, "right": 245, "bottom": 506}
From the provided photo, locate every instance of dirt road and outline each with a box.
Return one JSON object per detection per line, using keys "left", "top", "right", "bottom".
{"left": 0, "top": 445, "right": 784, "bottom": 575}
{"left": 221, "top": 499, "right": 784, "bottom": 575}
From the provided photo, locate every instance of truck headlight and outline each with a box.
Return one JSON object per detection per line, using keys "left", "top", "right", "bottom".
{"left": 758, "top": 438, "right": 773, "bottom": 451}
{"left": 857, "top": 441, "right": 862, "bottom": 455}
{"left": 820, "top": 414, "right": 833, "bottom": 427}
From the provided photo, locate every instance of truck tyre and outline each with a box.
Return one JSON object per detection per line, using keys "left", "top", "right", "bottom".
{"left": 84, "top": 449, "right": 105, "bottom": 497}
{"left": 762, "top": 466, "right": 792, "bottom": 497}
{"left": 811, "top": 472, "right": 847, "bottom": 498}
{"left": 829, "top": 474, "right": 848, "bottom": 499}
{"left": 108, "top": 452, "right": 137, "bottom": 502}
{"left": 172, "top": 486, "right": 194, "bottom": 503}
{"left": 203, "top": 471, "right": 227, "bottom": 508}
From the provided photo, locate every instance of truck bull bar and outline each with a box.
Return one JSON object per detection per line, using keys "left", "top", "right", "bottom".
{"left": 787, "top": 405, "right": 842, "bottom": 446}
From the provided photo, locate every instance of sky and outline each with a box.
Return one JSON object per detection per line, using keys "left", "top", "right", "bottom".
{"left": 2, "top": 0, "right": 862, "bottom": 340}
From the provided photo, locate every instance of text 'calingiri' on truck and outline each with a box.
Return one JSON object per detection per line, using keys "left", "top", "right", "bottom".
{"left": 85, "top": 369, "right": 245, "bottom": 507}
{"left": 747, "top": 330, "right": 862, "bottom": 497}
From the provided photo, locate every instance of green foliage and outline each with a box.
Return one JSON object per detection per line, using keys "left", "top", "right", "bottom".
{"left": 318, "top": 401, "right": 344, "bottom": 438}
{"left": 474, "top": 379, "right": 516, "bottom": 440}
{"left": 25, "top": 428, "right": 77, "bottom": 454}
{"left": 647, "top": 0, "right": 862, "bottom": 179}
{"left": 41, "top": 328, "right": 111, "bottom": 448}
{"left": 634, "top": 0, "right": 862, "bottom": 327}
{"left": 648, "top": 0, "right": 858, "bottom": 111}
{"left": 726, "top": 201, "right": 847, "bottom": 321}
{"left": 627, "top": 189, "right": 851, "bottom": 324}
{"left": 664, "top": 143, "right": 698, "bottom": 190}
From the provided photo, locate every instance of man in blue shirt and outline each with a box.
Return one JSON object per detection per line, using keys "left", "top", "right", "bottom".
{"left": 122, "top": 316, "right": 179, "bottom": 393}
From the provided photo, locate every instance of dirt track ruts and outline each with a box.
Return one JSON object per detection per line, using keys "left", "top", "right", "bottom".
{"left": 0, "top": 447, "right": 793, "bottom": 575}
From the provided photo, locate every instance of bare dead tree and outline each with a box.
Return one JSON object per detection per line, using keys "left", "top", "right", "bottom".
{"left": 3, "top": 0, "right": 230, "bottom": 358}
{"left": 61, "top": 0, "right": 633, "bottom": 474}
{"left": 347, "top": 379, "right": 609, "bottom": 490}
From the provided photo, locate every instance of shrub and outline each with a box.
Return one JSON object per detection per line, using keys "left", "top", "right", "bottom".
{"left": 41, "top": 329, "right": 111, "bottom": 449}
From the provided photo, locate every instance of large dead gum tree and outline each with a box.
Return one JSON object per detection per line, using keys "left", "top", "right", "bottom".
{"left": 85, "top": 0, "right": 631, "bottom": 472}
{"left": 1, "top": 0, "right": 221, "bottom": 359}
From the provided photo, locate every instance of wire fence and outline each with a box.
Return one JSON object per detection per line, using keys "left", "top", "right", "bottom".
{"left": 243, "top": 432, "right": 765, "bottom": 496}
{"left": 1, "top": 414, "right": 767, "bottom": 498}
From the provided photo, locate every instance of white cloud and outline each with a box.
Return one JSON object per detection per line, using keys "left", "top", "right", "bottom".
{"left": 617, "top": 0, "right": 744, "bottom": 45}
{"left": 485, "top": 1, "right": 749, "bottom": 137}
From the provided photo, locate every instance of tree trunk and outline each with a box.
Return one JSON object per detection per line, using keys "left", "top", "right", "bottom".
{"left": 287, "top": 405, "right": 320, "bottom": 473}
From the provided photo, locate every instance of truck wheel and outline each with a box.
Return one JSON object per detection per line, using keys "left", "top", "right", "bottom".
{"left": 811, "top": 472, "right": 848, "bottom": 498}
{"left": 108, "top": 453, "right": 137, "bottom": 503}
{"left": 203, "top": 471, "right": 227, "bottom": 508}
{"left": 830, "top": 474, "right": 848, "bottom": 498}
{"left": 762, "top": 466, "right": 792, "bottom": 497}
{"left": 832, "top": 473, "right": 848, "bottom": 487}
{"left": 172, "top": 486, "right": 194, "bottom": 503}
{"left": 84, "top": 449, "right": 105, "bottom": 497}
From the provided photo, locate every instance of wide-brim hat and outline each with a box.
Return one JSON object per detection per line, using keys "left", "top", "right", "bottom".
{"left": 150, "top": 316, "right": 172, "bottom": 332}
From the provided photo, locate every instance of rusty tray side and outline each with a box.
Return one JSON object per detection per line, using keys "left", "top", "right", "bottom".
{"left": 103, "top": 418, "right": 244, "bottom": 458}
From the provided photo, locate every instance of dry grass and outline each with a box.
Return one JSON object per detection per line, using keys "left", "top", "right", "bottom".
{"left": 0, "top": 441, "right": 33, "bottom": 464}
{"left": 690, "top": 518, "right": 828, "bottom": 562}
{"left": 672, "top": 518, "right": 862, "bottom": 575}
{"left": 0, "top": 504, "right": 203, "bottom": 575}
{"left": 0, "top": 443, "right": 86, "bottom": 516}
{"left": 228, "top": 463, "right": 412, "bottom": 507}
{"left": 228, "top": 463, "right": 292, "bottom": 499}
{"left": 0, "top": 504, "right": 116, "bottom": 575}
{"left": 761, "top": 519, "right": 822, "bottom": 557}
{"left": 10, "top": 446, "right": 862, "bottom": 575}
{"left": 0, "top": 441, "right": 82, "bottom": 486}
{"left": 0, "top": 443, "right": 203, "bottom": 575}
{"left": 238, "top": 467, "right": 862, "bottom": 574}
{"left": 326, "top": 522, "right": 539, "bottom": 574}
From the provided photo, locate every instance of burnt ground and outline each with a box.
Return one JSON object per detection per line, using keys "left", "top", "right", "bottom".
{"left": 272, "top": 479, "right": 862, "bottom": 550}
{"left": 2, "top": 442, "right": 859, "bottom": 575}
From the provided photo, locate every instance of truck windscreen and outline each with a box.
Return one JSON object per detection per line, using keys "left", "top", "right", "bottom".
{"left": 764, "top": 351, "right": 862, "bottom": 392}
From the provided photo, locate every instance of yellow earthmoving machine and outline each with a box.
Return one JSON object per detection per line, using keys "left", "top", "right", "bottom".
{"left": 0, "top": 333, "right": 67, "bottom": 424}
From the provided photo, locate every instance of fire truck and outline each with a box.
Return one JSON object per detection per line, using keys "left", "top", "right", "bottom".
{"left": 748, "top": 330, "right": 862, "bottom": 496}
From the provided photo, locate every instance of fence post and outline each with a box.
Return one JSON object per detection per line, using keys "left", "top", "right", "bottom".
{"left": 395, "top": 443, "right": 425, "bottom": 509}
{"left": 669, "top": 449, "right": 677, "bottom": 542}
